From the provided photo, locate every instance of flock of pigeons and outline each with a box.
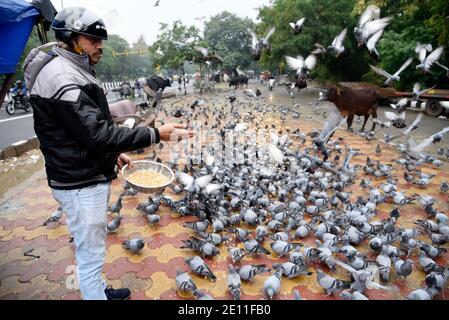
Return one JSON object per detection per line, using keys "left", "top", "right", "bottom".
{"left": 40, "top": 4, "right": 449, "bottom": 301}
{"left": 87, "top": 78, "right": 449, "bottom": 300}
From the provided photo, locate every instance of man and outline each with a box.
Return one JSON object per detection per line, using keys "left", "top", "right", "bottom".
{"left": 11, "top": 80, "right": 27, "bottom": 103}
{"left": 23, "top": 7, "right": 193, "bottom": 300}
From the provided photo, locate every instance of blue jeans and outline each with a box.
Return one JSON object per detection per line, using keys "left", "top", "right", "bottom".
{"left": 52, "top": 182, "right": 111, "bottom": 300}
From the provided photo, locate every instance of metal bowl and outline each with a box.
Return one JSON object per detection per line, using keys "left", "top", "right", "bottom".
{"left": 121, "top": 160, "right": 175, "bottom": 194}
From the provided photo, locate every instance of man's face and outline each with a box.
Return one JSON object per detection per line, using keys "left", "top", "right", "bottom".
{"left": 76, "top": 35, "right": 104, "bottom": 64}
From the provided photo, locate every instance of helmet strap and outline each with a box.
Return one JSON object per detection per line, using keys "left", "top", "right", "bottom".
{"left": 72, "top": 40, "right": 85, "bottom": 55}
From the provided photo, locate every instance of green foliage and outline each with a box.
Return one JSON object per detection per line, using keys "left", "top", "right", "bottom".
{"left": 254, "top": 0, "right": 449, "bottom": 89}
{"left": 96, "top": 34, "right": 154, "bottom": 82}
{"left": 203, "top": 11, "right": 255, "bottom": 71}
{"left": 149, "top": 21, "right": 201, "bottom": 75}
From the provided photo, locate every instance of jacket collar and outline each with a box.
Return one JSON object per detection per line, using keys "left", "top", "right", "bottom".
{"left": 52, "top": 46, "right": 96, "bottom": 77}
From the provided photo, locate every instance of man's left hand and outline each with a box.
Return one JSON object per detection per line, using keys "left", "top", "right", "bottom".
{"left": 117, "top": 153, "right": 133, "bottom": 170}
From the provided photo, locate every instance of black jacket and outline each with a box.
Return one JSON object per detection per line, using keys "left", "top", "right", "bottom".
{"left": 24, "top": 45, "right": 160, "bottom": 190}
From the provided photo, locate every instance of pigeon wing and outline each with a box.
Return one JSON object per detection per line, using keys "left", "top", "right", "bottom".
{"left": 196, "top": 174, "right": 214, "bottom": 188}
{"left": 296, "top": 18, "right": 305, "bottom": 28}
{"left": 176, "top": 172, "right": 194, "bottom": 189}
{"left": 424, "top": 46, "right": 444, "bottom": 70}
{"left": 370, "top": 64, "right": 392, "bottom": 79}
{"left": 263, "top": 27, "right": 276, "bottom": 44}
{"left": 394, "top": 58, "right": 413, "bottom": 77}
{"left": 248, "top": 29, "right": 258, "bottom": 49}
{"left": 334, "top": 28, "right": 347, "bottom": 49}
{"left": 362, "top": 17, "right": 392, "bottom": 39}
{"left": 412, "top": 127, "right": 449, "bottom": 153}
{"left": 285, "top": 55, "right": 304, "bottom": 73}
{"left": 359, "top": 5, "right": 381, "bottom": 28}
{"left": 304, "top": 54, "right": 317, "bottom": 70}
{"left": 366, "top": 29, "right": 384, "bottom": 52}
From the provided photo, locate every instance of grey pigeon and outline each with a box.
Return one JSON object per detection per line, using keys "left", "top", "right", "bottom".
{"left": 109, "top": 197, "right": 123, "bottom": 214}
{"left": 263, "top": 268, "right": 283, "bottom": 299}
{"left": 238, "top": 264, "right": 270, "bottom": 282}
{"left": 43, "top": 206, "right": 64, "bottom": 226}
{"left": 316, "top": 269, "right": 351, "bottom": 296}
{"left": 122, "top": 238, "right": 145, "bottom": 254}
{"left": 243, "top": 239, "right": 270, "bottom": 255}
{"left": 393, "top": 257, "right": 414, "bottom": 279}
{"left": 175, "top": 270, "right": 198, "bottom": 294}
{"left": 273, "top": 262, "right": 313, "bottom": 278}
{"left": 228, "top": 247, "right": 246, "bottom": 263}
{"left": 183, "top": 220, "right": 209, "bottom": 233}
{"left": 107, "top": 215, "right": 122, "bottom": 232}
{"left": 407, "top": 287, "right": 439, "bottom": 300}
{"left": 270, "top": 240, "right": 301, "bottom": 257}
{"left": 227, "top": 265, "right": 241, "bottom": 300}
{"left": 340, "top": 290, "right": 369, "bottom": 300}
{"left": 185, "top": 256, "right": 217, "bottom": 281}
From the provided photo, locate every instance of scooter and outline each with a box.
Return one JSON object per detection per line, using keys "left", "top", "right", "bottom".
{"left": 6, "top": 93, "right": 32, "bottom": 115}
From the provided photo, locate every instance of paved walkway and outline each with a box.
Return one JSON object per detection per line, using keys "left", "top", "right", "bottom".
{"left": 0, "top": 91, "right": 448, "bottom": 300}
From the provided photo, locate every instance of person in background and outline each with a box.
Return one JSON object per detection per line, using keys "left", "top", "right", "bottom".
{"left": 23, "top": 6, "right": 194, "bottom": 300}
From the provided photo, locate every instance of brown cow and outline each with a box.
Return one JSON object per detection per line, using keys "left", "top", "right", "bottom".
{"left": 324, "top": 84, "right": 381, "bottom": 132}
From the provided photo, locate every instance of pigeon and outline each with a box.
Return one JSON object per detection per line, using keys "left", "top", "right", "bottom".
{"left": 175, "top": 270, "right": 198, "bottom": 294}
{"left": 194, "top": 290, "right": 215, "bottom": 300}
{"left": 390, "top": 98, "right": 408, "bottom": 113}
{"left": 248, "top": 27, "right": 276, "bottom": 61}
{"left": 289, "top": 18, "right": 306, "bottom": 35}
{"left": 183, "top": 220, "right": 209, "bottom": 233}
{"left": 354, "top": 6, "right": 392, "bottom": 47}
{"left": 176, "top": 172, "right": 216, "bottom": 195}
{"left": 43, "top": 206, "right": 64, "bottom": 226}
{"left": 393, "top": 257, "right": 414, "bottom": 279}
{"left": 243, "top": 239, "right": 270, "bottom": 255}
{"left": 185, "top": 256, "right": 217, "bottom": 281}
{"left": 122, "top": 238, "right": 145, "bottom": 254}
{"left": 312, "top": 43, "right": 327, "bottom": 55}
{"left": 107, "top": 215, "right": 123, "bottom": 232}
{"left": 316, "top": 269, "right": 351, "bottom": 296}
{"left": 108, "top": 196, "right": 123, "bottom": 214}
{"left": 238, "top": 264, "right": 270, "bottom": 282}
{"left": 340, "top": 290, "right": 369, "bottom": 300}
{"left": 369, "top": 58, "right": 413, "bottom": 86}
{"left": 412, "top": 83, "right": 436, "bottom": 101}
{"left": 425, "top": 269, "right": 449, "bottom": 290}
{"left": 227, "top": 265, "right": 241, "bottom": 300}
{"left": 416, "top": 46, "right": 444, "bottom": 73}
{"left": 153, "top": 0, "right": 160, "bottom": 7}
{"left": 285, "top": 54, "right": 317, "bottom": 80}
{"left": 270, "top": 240, "right": 301, "bottom": 257}
{"left": 384, "top": 111, "right": 406, "bottom": 129}
{"left": 328, "top": 28, "right": 347, "bottom": 57}
{"left": 263, "top": 268, "right": 283, "bottom": 299}
{"left": 273, "top": 262, "right": 313, "bottom": 278}
{"left": 407, "top": 287, "right": 439, "bottom": 300}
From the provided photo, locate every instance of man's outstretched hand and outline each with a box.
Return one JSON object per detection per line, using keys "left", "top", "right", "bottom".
{"left": 158, "top": 123, "right": 194, "bottom": 142}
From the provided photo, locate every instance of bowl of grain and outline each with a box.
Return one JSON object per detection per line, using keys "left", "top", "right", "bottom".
{"left": 122, "top": 160, "right": 175, "bottom": 193}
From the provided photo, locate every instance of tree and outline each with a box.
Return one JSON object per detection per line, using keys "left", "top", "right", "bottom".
{"left": 257, "top": 0, "right": 369, "bottom": 83}
{"left": 149, "top": 21, "right": 200, "bottom": 72}
{"left": 203, "top": 11, "right": 255, "bottom": 71}
{"left": 149, "top": 21, "right": 200, "bottom": 94}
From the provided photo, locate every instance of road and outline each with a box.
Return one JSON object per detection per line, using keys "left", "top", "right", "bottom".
{"left": 0, "top": 83, "right": 193, "bottom": 149}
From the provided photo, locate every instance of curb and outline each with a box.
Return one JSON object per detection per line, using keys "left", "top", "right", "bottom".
{"left": 0, "top": 136, "right": 40, "bottom": 161}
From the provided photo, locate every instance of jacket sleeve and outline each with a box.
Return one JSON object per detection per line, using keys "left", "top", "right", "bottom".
{"left": 52, "top": 87, "right": 160, "bottom": 154}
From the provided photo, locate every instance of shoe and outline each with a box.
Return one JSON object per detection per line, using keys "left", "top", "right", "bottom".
{"left": 104, "top": 286, "right": 131, "bottom": 300}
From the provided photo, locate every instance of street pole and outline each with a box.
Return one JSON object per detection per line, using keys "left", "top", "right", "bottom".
{"left": 61, "top": 0, "right": 64, "bottom": 9}
{"left": 182, "top": 64, "right": 187, "bottom": 96}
